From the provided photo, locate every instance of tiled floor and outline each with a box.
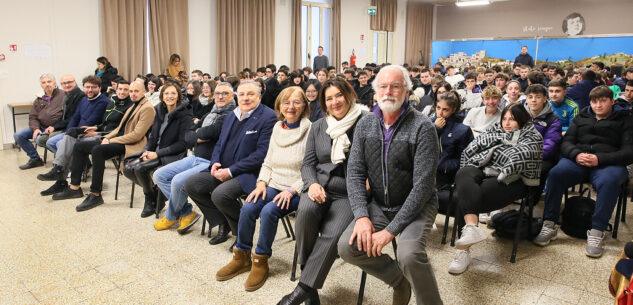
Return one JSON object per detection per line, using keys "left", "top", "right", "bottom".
{"left": 0, "top": 148, "right": 624, "bottom": 304}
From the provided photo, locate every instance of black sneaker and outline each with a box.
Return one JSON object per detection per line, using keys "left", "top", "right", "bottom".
{"left": 52, "top": 186, "right": 84, "bottom": 200}
{"left": 19, "top": 158, "right": 44, "bottom": 170}
{"left": 37, "top": 165, "right": 64, "bottom": 181}
{"left": 75, "top": 194, "right": 104, "bottom": 212}
{"left": 41, "top": 180, "right": 68, "bottom": 196}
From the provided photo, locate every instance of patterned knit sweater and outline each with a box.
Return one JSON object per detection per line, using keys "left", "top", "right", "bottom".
{"left": 461, "top": 122, "right": 543, "bottom": 186}
{"left": 257, "top": 118, "right": 312, "bottom": 193}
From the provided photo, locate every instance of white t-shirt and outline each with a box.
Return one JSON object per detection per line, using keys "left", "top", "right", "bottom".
{"left": 463, "top": 106, "right": 501, "bottom": 137}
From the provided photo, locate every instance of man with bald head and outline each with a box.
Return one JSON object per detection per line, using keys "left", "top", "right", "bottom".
{"left": 49, "top": 81, "right": 155, "bottom": 213}
{"left": 15, "top": 73, "right": 65, "bottom": 169}
{"left": 337, "top": 65, "right": 443, "bottom": 305}
{"left": 184, "top": 80, "right": 277, "bottom": 247}
{"left": 40, "top": 75, "right": 86, "bottom": 154}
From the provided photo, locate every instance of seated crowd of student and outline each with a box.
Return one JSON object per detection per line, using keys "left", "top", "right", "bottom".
{"left": 15, "top": 55, "right": 633, "bottom": 304}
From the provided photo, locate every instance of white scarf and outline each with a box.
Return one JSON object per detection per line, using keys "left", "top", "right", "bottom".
{"left": 326, "top": 103, "right": 363, "bottom": 164}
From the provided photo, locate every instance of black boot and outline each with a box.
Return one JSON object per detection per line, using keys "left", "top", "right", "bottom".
{"left": 37, "top": 165, "right": 64, "bottom": 181}
{"left": 41, "top": 180, "right": 68, "bottom": 196}
{"left": 277, "top": 284, "right": 320, "bottom": 305}
{"left": 209, "top": 223, "right": 230, "bottom": 245}
{"left": 140, "top": 193, "right": 157, "bottom": 218}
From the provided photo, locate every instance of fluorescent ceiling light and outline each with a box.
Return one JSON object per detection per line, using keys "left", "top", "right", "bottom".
{"left": 455, "top": 0, "right": 491, "bottom": 7}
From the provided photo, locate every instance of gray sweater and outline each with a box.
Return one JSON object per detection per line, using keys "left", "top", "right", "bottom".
{"left": 347, "top": 105, "right": 439, "bottom": 235}
{"left": 313, "top": 55, "right": 329, "bottom": 72}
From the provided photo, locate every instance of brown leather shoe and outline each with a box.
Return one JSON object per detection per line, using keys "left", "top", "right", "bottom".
{"left": 216, "top": 248, "right": 251, "bottom": 281}
{"left": 393, "top": 276, "right": 411, "bottom": 305}
{"left": 245, "top": 253, "right": 269, "bottom": 291}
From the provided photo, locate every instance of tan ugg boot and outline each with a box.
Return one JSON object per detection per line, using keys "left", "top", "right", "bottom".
{"left": 216, "top": 248, "right": 251, "bottom": 281}
{"left": 244, "top": 253, "right": 269, "bottom": 291}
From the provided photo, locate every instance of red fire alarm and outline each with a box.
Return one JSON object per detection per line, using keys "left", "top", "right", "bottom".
{"left": 9, "top": 44, "right": 17, "bottom": 52}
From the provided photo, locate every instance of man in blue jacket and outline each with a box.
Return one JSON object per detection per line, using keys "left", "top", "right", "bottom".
{"left": 184, "top": 80, "right": 277, "bottom": 247}
{"left": 566, "top": 70, "right": 600, "bottom": 111}
{"left": 514, "top": 46, "right": 534, "bottom": 68}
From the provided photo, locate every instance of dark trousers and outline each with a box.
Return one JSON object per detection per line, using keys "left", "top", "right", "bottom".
{"left": 296, "top": 191, "right": 353, "bottom": 289}
{"left": 184, "top": 172, "right": 245, "bottom": 235}
{"left": 543, "top": 157, "right": 628, "bottom": 231}
{"left": 123, "top": 163, "right": 159, "bottom": 195}
{"left": 69, "top": 141, "right": 125, "bottom": 193}
{"left": 454, "top": 166, "right": 525, "bottom": 215}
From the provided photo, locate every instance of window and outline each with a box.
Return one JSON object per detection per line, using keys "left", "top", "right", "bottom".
{"left": 301, "top": 1, "right": 333, "bottom": 68}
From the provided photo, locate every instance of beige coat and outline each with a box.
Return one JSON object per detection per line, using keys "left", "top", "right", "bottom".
{"left": 105, "top": 97, "right": 155, "bottom": 160}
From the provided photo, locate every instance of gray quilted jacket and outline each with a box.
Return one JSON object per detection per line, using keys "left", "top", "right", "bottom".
{"left": 347, "top": 105, "right": 439, "bottom": 235}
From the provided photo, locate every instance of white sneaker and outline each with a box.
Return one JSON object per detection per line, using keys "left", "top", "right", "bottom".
{"left": 448, "top": 249, "right": 471, "bottom": 274}
{"left": 478, "top": 213, "right": 490, "bottom": 224}
{"left": 455, "top": 224, "right": 487, "bottom": 250}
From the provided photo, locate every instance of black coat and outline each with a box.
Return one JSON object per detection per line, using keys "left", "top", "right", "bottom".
{"left": 146, "top": 102, "right": 193, "bottom": 165}
{"left": 96, "top": 65, "right": 118, "bottom": 93}
{"left": 514, "top": 53, "right": 534, "bottom": 68}
{"left": 98, "top": 96, "right": 133, "bottom": 133}
{"left": 53, "top": 86, "right": 85, "bottom": 131}
{"left": 561, "top": 102, "right": 633, "bottom": 166}
{"left": 185, "top": 103, "right": 236, "bottom": 160}
{"left": 190, "top": 97, "right": 213, "bottom": 120}
{"left": 354, "top": 84, "right": 374, "bottom": 108}
{"left": 433, "top": 115, "right": 474, "bottom": 187}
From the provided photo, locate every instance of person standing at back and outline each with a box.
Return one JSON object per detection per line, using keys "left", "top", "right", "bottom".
{"left": 313, "top": 46, "right": 329, "bottom": 73}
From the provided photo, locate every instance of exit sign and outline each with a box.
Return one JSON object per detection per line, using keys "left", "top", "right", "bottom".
{"left": 368, "top": 8, "right": 376, "bottom": 15}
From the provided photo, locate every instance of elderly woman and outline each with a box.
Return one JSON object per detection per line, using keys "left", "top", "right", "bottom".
{"left": 278, "top": 79, "right": 368, "bottom": 305}
{"left": 123, "top": 82, "right": 193, "bottom": 218}
{"left": 448, "top": 103, "right": 543, "bottom": 274}
{"left": 216, "top": 86, "right": 311, "bottom": 291}
{"left": 152, "top": 82, "right": 236, "bottom": 234}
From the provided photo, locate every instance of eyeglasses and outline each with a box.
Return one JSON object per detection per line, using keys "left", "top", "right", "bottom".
{"left": 281, "top": 101, "right": 304, "bottom": 108}
{"left": 305, "top": 90, "right": 318, "bottom": 94}
{"left": 214, "top": 91, "right": 231, "bottom": 98}
{"left": 377, "top": 83, "right": 404, "bottom": 92}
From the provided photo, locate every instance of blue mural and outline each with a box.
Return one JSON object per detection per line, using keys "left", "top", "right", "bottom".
{"left": 431, "top": 36, "right": 633, "bottom": 66}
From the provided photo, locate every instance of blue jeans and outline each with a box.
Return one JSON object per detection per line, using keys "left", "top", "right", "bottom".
{"left": 236, "top": 187, "right": 300, "bottom": 256}
{"left": 45, "top": 133, "right": 64, "bottom": 153}
{"left": 153, "top": 156, "right": 210, "bottom": 221}
{"left": 543, "top": 157, "right": 629, "bottom": 231}
{"left": 14, "top": 127, "right": 43, "bottom": 160}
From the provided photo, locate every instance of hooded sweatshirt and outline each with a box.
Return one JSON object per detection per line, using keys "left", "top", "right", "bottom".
{"left": 525, "top": 102, "right": 562, "bottom": 161}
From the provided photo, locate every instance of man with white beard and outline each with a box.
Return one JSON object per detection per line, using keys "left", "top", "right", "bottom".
{"left": 337, "top": 65, "right": 444, "bottom": 305}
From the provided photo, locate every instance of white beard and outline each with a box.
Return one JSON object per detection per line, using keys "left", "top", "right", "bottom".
{"left": 378, "top": 96, "right": 404, "bottom": 113}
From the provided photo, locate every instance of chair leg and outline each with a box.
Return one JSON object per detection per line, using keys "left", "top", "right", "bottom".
{"left": 155, "top": 188, "right": 162, "bottom": 219}
{"left": 442, "top": 188, "right": 454, "bottom": 245}
{"left": 286, "top": 216, "right": 296, "bottom": 240}
{"left": 43, "top": 147, "right": 48, "bottom": 163}
{"left": 115, "top": 170, "right": 120, "bottom": 200}
{"left": 357, "top": 271, "right": 367, "bottom": 305}
{"left": 290, "top": 243, "right": 299, "bottom": 281}
{"left": 613, "top": 189, "right": 624, "bottom": 239}
{"left": 510, "top": 196, "right": 527, "bottom": 263}
{"left": 281, "top": 216, "right": 291, "bottom": 238}
{"left": 450, "top": 208, "right": 461, "bottom": 247}
{"left": 622, "top": 182, "right": 628, "bottom": 223}
{"left": 129, "top": 182, "right": 135, "bottom": 208}
{"left": 201, "top": 216, "right": 207, "bottom": 235}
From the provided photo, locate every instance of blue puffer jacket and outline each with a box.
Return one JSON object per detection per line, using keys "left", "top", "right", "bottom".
{"left": 432, "top": 114, "right": 474, "bottom": 188}
{"left": 566, "top": 79, "right": 599, "bottom": 111}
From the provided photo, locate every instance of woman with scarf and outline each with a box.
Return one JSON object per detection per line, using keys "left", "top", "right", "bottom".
{"left": 277, "top": 78, "right": 369, "bottom": 305}
{"left": 215, "top": 86, "right": 311, "bottom": 292}
{"left": 448, "top": 103, "right": 543, "bottom": 275}
{"left": 191, "top": 80, "right": 215, "bottom": 124}
{"left": 152, "top": 82, "right": 236, "bottom": 234}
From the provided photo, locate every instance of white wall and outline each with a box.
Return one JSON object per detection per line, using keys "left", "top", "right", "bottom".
{"left": 188, "top": 0, "right": 216, "bottom": 75}
{"left": 340, "top": 0, "right": 407, "bottom": 68}
{"left": 274, "top": 0, "right": 293, "bottom": 68}
{"left": 0, "top": 0, "right": 101, "bottom": 146}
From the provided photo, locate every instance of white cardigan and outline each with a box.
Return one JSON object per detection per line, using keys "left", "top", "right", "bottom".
{"left": 257, "top": 117, "right": 312, "bottom": 193}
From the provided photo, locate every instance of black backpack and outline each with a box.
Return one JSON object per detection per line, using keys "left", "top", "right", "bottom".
{"left": 490, "top": 210, "right": 543, "bottom": 240}
{"left": 561, "top": 188, "right": 595, "bottom": 239}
